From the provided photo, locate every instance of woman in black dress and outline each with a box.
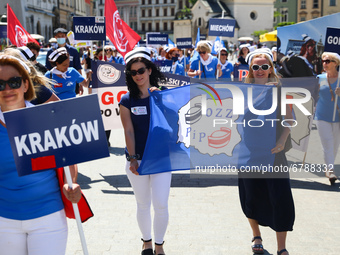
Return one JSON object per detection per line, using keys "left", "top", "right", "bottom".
{"left": 239, "top": 49, "right": 295, "bottom": 255}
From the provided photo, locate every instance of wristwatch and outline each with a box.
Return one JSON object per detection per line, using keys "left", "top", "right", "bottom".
{"left": 127, "top": 154, "right": 140, "bottom": 161}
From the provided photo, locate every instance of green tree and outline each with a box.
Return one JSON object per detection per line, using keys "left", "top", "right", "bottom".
{"left": 252, "top": 30, "right": 268, "bottom": 40}
{"left": 274, "top": 22, "right": 295, "bottom": 30}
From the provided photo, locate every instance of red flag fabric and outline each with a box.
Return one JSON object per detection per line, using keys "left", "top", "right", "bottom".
{"left": 105, "top": 0, "right": 141, "bottom": 58}
{"left": 7, "top": 4, "right": 39, "bottom": 47}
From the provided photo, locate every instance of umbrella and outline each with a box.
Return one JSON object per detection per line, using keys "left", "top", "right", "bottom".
{"left": 259, "top": 30, "right": 277, "bottom": 42}
{"left": 237, "top": 37, "right": 254, "bottom": 42}
{"left": 30, "top": 34, "right": 45, "bottom": 41}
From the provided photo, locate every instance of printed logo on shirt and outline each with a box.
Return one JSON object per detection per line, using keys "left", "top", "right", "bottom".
{"left": 66, "top": 82, "right": 73, "bottom": 87}
{"left": 131, "top": 106, "right": 147, "bottom": 115}
{"left": 54, "top": 83, "right": 63, "bottom": 88}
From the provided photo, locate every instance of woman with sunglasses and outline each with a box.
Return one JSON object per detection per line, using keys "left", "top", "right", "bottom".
{"left": 104, "top": 46, "right": 114, "bottom": 62}
{"left": 46, "top": 47, "right": 91, "bottom": 100}
{"left": 165, "top": 47, "right": 185, "bottom": 76}
{"left": 239, "top": 49, "right": 295, "bottom": 255}
{"left": 0, "top": 54, "right": 81, "bottom": 255}
{"left": 314, "top": 52, "right": 340, "bottom": 185}
{"left": 188, "top": 41, "right": 222, "bottom": 79}
{"left": 119, "top": 47, "right": 169, "bottom": 255}
{"left": 217, "top": 47, "right": 233, "bottom": 79}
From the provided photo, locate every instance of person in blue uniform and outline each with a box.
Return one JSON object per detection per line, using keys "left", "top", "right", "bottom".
{"left": 315, "top": 52, "right": 340, "bottom": 185}
{"left": 45, "top": 47, "right": 91, "bottom": 100}
{"left": 165, "top": 47, "right": 185, "bottom": 76}
{"left": 217, "top": 47, "right": 233, "bottom": 79}
{"left": 187, "top": 41, "right": 222, "bottom": 79}
{"left": 119, "top": 47, "right": 170, "bottom": 255}
{"left": 0, "top": 53, "right": 81, "bottom": 255}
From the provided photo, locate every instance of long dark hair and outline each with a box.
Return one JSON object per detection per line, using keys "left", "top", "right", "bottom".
{"left": 125, "top": 57, "right": 166, "bottom": 99}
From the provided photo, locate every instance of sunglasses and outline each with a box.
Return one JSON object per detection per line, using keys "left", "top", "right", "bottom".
{"left": 0, "top": 77, "right": 23, "bottom": 91}
{"left": 322, "top": 59, "right": 335, "bottom": 64}
{"left": 251, "top": 64, "right": 270, "bottom": 71}
{"left": 198, "top": 51, "right": 206, "bottom": 55}
{"left": 129, "top": 67, "right": 146, "bottom": 76}
{"left": 220, "top": 53, "right": 228, "bottom": 56}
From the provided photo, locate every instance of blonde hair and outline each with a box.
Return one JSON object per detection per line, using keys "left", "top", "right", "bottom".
{"left": 0, "top": 53, "right": 36, "bottom": 101}
{"left": 4, "top": 48, "right": 55, "bottom": 91}
{"left": 195, "top": 41, "right": 211, "bottom": 54}
{"left": 322, "top": 52, "right": 340, "bottom": 66}
{"left": 245, "top": 53, "right": 280, "bottom": 84}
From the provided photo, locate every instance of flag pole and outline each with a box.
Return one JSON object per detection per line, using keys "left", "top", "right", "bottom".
{"left": 64, "top": 166, "right": 89, "bottom": 255}
{"left": 198, "top": 60, "right": 201, "bottom": 79}
{"left": 332, "top": 70, "right": 340, "bottom": 121}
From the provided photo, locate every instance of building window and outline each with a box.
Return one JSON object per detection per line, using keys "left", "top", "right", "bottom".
{"left": 313, "top": 0, "right": 319, "bottom": 8}
{"left": 301, "top": 0, "right": 306, "bottom": 9}
{"left": 164, "top": 8, "right": 167, "bottom": 16}
{"left": 142, "top": 0, "right": 145, "bottom": 4}
{"left": 149, "top": 9, "right": 152, "bottom": 16}
{"left": 171, "top": 22, "right": 174, "bottom": 31}
{"left": 164, "top": 22, "right": 168, "bottom": 31}
{"left": 186, "top": 0, "right": 189, "bottom": 7}
{"left": 198, "top": 17, "right": 202, "bottom": 26}
{"left": 142, "top": 9, "right": 145, "bottom": 17}
{"left": 281, "top": 0, "right": 287, "bottom": 2}
{"left": 156, "top": 22, "right": 160, "bottom": 31}
{"left": 142, "top": 23, "right": 145, "bottom": 31}
{"left": 164, "top": 0, "right": 167, "bottom": 3}
{"left": 179, "top": 0, "right": 183, "bottom": 9}
{"left": 250, "top": 11, "right": 257, "bottom": 20}
{"left": 300, "top": 16, "right": 306, "bottom": 22}
{"left": 330, "top": 0, "right": 336, "bottom": 6}
{"left": 156, "top": 8, "right": 159, "bottom": 16}
{"left": 156, "top": 0, "right": 159, "bottom": 4}
{"left": 149, "top": 0, "right": 152, "bottom": 4}
{"left": 148, "top": 23, "right": 152, "bottom": 31}
{"left": 281, "top": 8, "right": 288, "bottom": 22}
{"left": 273, "top": 8, "right": 277, "bottom": 23}
{"left": 171, "top": 8, "right": 174, "bottom": 16}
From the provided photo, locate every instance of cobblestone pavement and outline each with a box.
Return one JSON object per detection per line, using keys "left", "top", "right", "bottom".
{"left": 65, "top": 123, "right": 340, "bottom": 255}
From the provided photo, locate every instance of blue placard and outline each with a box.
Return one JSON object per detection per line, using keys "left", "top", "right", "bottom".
{"left": 147, "top": 34, "right": 168, "bottom": 45}
{"left": 324, "top": 27, "right": 340, "bottom": 54}
{"left": 208, "top": 18, "right": 236, "bottom": 37}
{"left": 4, "top": 95, "right": 109, "bottom": 176}
{"left": 154, "top": 60, "right": 173, "bottom": 73}
{"left": 163, "top": 72, "right": 190, "bottom": 86}
{"left": 138, "top": 39, "right": 147, "bottom": 47}
{"left": 0, "top": 25, "right": 7, "bottom": 39}
{"left": 176, "top": 37, "right": 192, "bottom": 49}
{"left": 73, "top": 16, "right": 106, "bottom": 41}
{"left": 91, "top": 60, "right": 126, "bottom": 88}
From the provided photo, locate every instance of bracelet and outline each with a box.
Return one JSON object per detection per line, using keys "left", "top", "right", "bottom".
{"left": 126, "top": 154, "right": 140, "bottom": 161}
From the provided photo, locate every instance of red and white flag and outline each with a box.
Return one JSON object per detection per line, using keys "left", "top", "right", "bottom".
{"left": 105, "top": 0, "right": 141, "bottom": 58}
{"left": 7, "top": 4, "right": 39, "bottom": 47}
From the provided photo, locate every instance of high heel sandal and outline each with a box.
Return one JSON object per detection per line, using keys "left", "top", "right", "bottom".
{"left": 141, "top": 238, "right": 153, "bottom": 255}
{"left": 154, "top": 241, "right": 165, "bottom": 255}
{"left": 251, "top": 236, "right": 264, "bottom": 254}
{"left": 277, "top": 248, "right": 289, "bottom": 255}
{"left": 327, "top": 173, "right": 337, "bottom": 185}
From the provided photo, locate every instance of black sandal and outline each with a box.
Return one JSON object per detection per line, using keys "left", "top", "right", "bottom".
{"left": 251, "top": 236, "right": 264, "bottom": 254}
{"left": 277, "top": 248, "right": 288, "bottom": 255}
{"left": 141, "top": 238, "right": 153, "bottom": 255}
{"left": 154, "top": 241, "right": 165, "bottom": 255}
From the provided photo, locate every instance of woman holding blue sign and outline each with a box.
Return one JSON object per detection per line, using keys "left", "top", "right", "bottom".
{"left": 119, "top": 47, "right": 170, "bottom": 255}
{"left": 315, "top": 52, "right": 340, "bottom": 185}
{"left": 239, "top": 49, "right": 295, "bottom": 255}
{"left": 188, "top": 41, "right": 222, "bottom": 79}
{"left": 45, "top": 47, "right": 91, "bottom": 100}
{"left": 0, "top": 54, "right": 82, "bottom": 255}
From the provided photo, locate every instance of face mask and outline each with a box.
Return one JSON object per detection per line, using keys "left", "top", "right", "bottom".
{"left": 57, "top": 38, "right": 66, "bottom": 45}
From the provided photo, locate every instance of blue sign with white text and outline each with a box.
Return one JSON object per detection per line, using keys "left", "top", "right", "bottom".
{"left": 4, "top": 95, "right": 109, "bottom": 176}
{"left": 208, "top": 18, "right": 236, "bottom": 37}
{"left": 73, "top": 16, "right": 106, "bottom": 41}
{"left": 147, "top": 34, "right": 168, "bottom": 45}
{"left": 176, "top": 37, "right": 192, "bottom": 49}
{"left": 324, "top": 27, "right": 340, "bottom": 54}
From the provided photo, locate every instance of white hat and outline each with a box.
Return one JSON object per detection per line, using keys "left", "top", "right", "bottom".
{"left": 239, "top": 43, "right": 251, "bottom": 50}
{"left": 18, "top": 46, "right": 35, "bottom": 61}
{"left": 49, "top": 47, "right": 68, "bottom": 62}
{"left": 245, "top": 48, "right": 274, "bottom": 65}
{"left": 218, "top": 47, "right": 228, "bottom": 54}
{"left": 124, "top": 47, "right": 151, "bottom": 64}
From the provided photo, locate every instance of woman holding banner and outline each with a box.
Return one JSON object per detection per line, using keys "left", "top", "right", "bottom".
{"left": 315, "top": 52, "right": 340, "bottom": 185}
{"left": 239, "top": 49, "right": 295, "bottom": 255}
{"left": 0, "top": 54, "right": 81, "bottom": 254}
{"left": 45, "top": 47, "right": 91, "bottom": 100}
{"left": 187, "top": 41, "right": 222, "bottom": 79}
{"left": 119, "top": 47, "right": 170, "bottom": 255}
